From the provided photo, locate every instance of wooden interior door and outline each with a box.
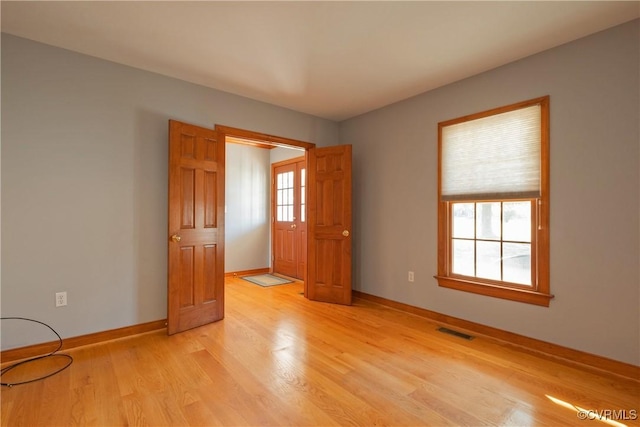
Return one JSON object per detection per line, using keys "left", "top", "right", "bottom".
{"left": 167, "top": 120, "right": 225, "bottom": 335}
{"left": 272, "top": 157, "right": 306, "bottom": 280}
{"left": 306, "top": 145, "right": 352, "bottom": 305}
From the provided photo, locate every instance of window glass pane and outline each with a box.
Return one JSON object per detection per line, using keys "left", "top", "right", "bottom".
{"left": 452, "top": 203, "right": 474, "bottom": 239}
{"left": 452, "top": 239, "right": 474, "bottom": 276}
{"left": 476, "top": 241, "right": 501, "bottom": 280}
{"left": 503, "top": 201, "right": 531, "bottom": 242}
{"left": 503, "top": 243, "right": 531, "bottom": 285}
{"left": 288, "top": 188, "right": 294, "bottom": 206}
{"left": 288, "top": 206, "right": 294, "bottom": 222}
{"left": 277, "top": 189, "right": 282, "bottom": 205}
{"left": 301, "top": 168, "right": 306, "bottom": 222}
{"left": 476, "top": 202, "right": 501, "bottom": 240}
{"left": 277, "top": 173, "right": 283, "bottom": 189}
{"left": 277, "top": 206, "right": 283, "bottom": 221}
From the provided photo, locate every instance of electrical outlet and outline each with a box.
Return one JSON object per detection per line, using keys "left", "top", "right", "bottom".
{"left": 408, "top": 271, "right": 415, "bottom": 282}
{"left": 55, "top": 291, "right": 67, "bottom": 307}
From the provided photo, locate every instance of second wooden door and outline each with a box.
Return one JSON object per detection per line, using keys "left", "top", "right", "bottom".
{"left": 306, "top": 145, "right": 352, "bottom": 305}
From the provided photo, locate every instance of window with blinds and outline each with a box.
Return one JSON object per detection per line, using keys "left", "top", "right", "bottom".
{"left": 441, "top": 104, "right": 541, "bottom": 201}
{"left": 436, "top": 96, "right": 552, "bottom": 307}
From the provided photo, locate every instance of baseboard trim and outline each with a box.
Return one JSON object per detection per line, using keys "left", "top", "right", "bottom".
{"left": 353, "top": 291, "right": 639, "bottom": 381}
{"left": 225, "top": 268, "right": 270, "bottom": 278}
{"left": 1, "top": 319, "right": 167, "bottom": 364}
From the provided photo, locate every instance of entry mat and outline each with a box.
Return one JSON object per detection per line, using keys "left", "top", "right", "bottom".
{"left": 241, "top": 274, "right": 293, "bottom": 287}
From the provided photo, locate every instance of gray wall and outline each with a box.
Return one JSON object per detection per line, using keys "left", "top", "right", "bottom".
{"left": 340, "top": 20, "right": 640, "bottom": 365}
{"left": 270, "top": 146, "right": 306, "bottom": 164}
{"left": 225, "top": 144, "right": 271, "bottom": 273}
{"left": 1, "top": 34, "right": 338, "bottom": 349}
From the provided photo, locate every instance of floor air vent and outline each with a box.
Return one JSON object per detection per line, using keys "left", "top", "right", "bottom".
{"left": 437, "top": 327, "right": 474, "bottom": 340}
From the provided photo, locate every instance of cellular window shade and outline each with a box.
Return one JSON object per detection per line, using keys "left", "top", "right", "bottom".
{"left": 441, "top": 104, "right": 541, "bottom": 201}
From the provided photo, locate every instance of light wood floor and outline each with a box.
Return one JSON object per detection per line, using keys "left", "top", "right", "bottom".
{"left": 2, "top": 277, "right": 639, "bottom": 426}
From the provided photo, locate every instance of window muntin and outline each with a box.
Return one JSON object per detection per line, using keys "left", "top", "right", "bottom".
{"left": 451, "top": 200, "right": 533, "bottom": 286}
{"left": 276, "top": 171, "right": 294, "bottom": 222}
{"left": 436, "top": 96, "right": 551, "bottom": 306}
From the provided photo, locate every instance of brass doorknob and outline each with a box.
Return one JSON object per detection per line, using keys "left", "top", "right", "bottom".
{"left": 342, "top": 230, "right": 350, "bottom": 237}
{"left": 171, "top": 234, "right": 182, "bottom": 243}
{"left": 290, "top": 224, "right": 297, "bottom": 229}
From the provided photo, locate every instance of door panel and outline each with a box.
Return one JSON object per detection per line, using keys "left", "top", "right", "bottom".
{"left": 306, "top": 145, "right": 352, "bottom": 305}
{"left": 181, "top": 168, "right": 195, "bottom": 228}
{"left": 168, "top": 120, "right": 225, "bottom": 335}
{"left": 203, "top": 244, "right": 218, "bottom": 301}
{"left": 204, "top": 171, "right": 217, "bottom": 228}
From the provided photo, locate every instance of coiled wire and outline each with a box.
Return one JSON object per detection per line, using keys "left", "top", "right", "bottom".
{"left": 1, "top": 317, "right": 73, "bottom": 387}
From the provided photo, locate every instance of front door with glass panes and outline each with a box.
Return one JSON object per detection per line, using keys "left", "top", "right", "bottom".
{"left": 272, "top": 157, "right": 306, "bottom": 280}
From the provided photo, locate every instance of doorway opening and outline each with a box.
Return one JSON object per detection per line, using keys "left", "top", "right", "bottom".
{"left": 219, "top": 126, "right": 314, "bottom": 287}
{"left": 167, "top": 121, "right": 352, "bottom": 334}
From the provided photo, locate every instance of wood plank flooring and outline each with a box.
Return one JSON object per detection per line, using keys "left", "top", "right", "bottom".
{"left": 2, "top": 277, "right": 639, "bottom": 426}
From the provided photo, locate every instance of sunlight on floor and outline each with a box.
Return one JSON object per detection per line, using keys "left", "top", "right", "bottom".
{"left": 546, "top": 395, "right": 630, "bottom": 427}
{"left": 500, "top": 407, "right": 535, "bottom": 426}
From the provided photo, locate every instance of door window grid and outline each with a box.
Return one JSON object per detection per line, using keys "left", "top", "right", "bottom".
{"left": 276, "top": 171, "right": 294, "bottom": 222}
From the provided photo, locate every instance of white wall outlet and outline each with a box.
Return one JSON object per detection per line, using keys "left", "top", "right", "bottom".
{"left": 408, "top": 271, "right": 415, "bottom": 282}
{"left": 55, "top": 291, "right": 67, "bottom": 307}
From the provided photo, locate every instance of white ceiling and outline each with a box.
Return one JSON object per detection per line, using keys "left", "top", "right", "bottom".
{"left": 2, "top": 1, "right": 638, "bottom": 121}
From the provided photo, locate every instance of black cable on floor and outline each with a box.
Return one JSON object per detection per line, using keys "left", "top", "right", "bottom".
{"left": 0, "top": 317, "right": 73, "bottom": 387}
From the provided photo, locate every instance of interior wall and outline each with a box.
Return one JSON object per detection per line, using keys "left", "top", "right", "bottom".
{"left": 225, "top": 144, "right": 271, "bottom": 273}
{"left": 270, "top": 146, "right": 305, "bottom": 164}
{"left": 340, "top": 20, "right": 640, "bottom": 365}
{"left": 0, "top": 34, "right": 338, "bottom": 349}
